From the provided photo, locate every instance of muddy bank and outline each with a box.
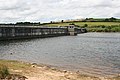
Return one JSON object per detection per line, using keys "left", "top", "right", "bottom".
{"left": 0, "top": 60, "right": 119, "bottom": 80}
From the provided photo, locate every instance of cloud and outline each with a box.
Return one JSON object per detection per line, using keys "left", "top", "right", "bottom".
{"left": 0, "top": 0, "right": 120, "bottom": 23}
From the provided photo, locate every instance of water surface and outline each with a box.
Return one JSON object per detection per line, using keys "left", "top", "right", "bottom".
{"left": 0, "top": 33, "right": 120, "bottom": 77}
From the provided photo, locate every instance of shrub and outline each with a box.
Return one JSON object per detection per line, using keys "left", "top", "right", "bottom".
{"left": 0, "top": 64, "right": 9, "bottom": 79}
{"left": 84, "top": 24, "right": 88, "bottom": 27}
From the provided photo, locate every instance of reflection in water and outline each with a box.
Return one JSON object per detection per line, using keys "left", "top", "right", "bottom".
{"left": 0, "top": 33, "right": 120, "bottom": 77}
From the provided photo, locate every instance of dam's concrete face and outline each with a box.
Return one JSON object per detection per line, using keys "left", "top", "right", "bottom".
{"left": 0, "top": 25, "right": 87, "bottom": 40}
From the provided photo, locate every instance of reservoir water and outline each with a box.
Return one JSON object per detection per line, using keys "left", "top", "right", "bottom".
{"left": 0, "top": 33, "right": 120, "bottom": 77}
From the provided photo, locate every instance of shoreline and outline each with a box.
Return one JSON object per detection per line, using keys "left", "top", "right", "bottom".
{"left": 0, "top": 59, "right": 120, "bottom": 80}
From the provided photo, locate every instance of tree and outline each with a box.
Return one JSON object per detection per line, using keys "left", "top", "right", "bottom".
{"left": 50, "top": 21, "right": 53, "bottom": 23}
{"left": 105, "top": 18, "right": 109, "bottom": 22}
{"left": 109, "top": 17, "right": 116, "bottom": 21}
{"left": 61, "top": 20, "right": 64, "bottom": 23}
{"left": 84, "top": 24, "right": 88, "bottom": 27}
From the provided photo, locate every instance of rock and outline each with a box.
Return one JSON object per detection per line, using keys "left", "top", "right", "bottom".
{"left": 63, "top": 70, "right": 67, "bottom": 73}
{"left": 31, "top": 63, "right": 37, "bottom": 65}
{"left": 31, "top": 65, "right": 36, "bottom": 68}
{"left": 51, "top": 67, "right": 56, "bottom": 70}
{"left": 70, "top": 72, "right": 73, "bottom": 74}
{"left": 76, "top": 70, "right": 79, "bottom": 73}
{"left": 5, "top": 74, "right": 27, "bottom": 80}
{"left": 14, "top": 70, "right": 22, "bottom": 73}
{"left": 43, "top": 66, "right": 50, "bottom": 70}
{"left": 31, "top": 63, "right": 37, "bottom": 68}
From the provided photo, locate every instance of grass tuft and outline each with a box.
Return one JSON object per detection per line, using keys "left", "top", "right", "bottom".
{"left": 0, "top": 64, "right": 9, "bottom": 79}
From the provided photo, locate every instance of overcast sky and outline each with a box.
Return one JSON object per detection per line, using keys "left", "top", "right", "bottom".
{"left": 0, "top": 0, "right": 120, "bottom": 23}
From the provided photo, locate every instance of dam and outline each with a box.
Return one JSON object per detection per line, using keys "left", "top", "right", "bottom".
{"left": 0, "top": 24, "right": 87, "bottom": 40}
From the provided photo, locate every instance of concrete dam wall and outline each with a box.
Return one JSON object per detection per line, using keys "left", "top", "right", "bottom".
{"left": 0, "top": 25, "right": 87, "bottom": 40}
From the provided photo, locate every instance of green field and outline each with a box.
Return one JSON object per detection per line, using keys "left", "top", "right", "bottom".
{"left": 42, "top": 22, "right": 120, "bottom": 27}
{"left": 42, "top": 22, "right": 120, "bottom": 32}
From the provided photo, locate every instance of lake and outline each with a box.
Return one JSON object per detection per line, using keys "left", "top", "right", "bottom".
{"left": 0, "top": 33, "right": 120, "bottom": 77}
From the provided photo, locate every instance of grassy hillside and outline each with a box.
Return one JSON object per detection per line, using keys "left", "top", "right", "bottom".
{"left": 42, "top": 22, "right": 120, "bottom": 26}
{"left": 42, "top": 22, "right": 120, "bottom": 32}
{"left": 1, "top": 18, "right": 120, "bottom": 32}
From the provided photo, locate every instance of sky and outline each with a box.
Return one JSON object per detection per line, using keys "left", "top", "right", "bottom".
{"left": 0, "top": 0, "right": 120, "bottom": 23}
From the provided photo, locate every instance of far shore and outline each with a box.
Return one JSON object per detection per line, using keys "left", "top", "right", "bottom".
{"left": 0, "top": 59, "right": 120, "bottom": 80}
